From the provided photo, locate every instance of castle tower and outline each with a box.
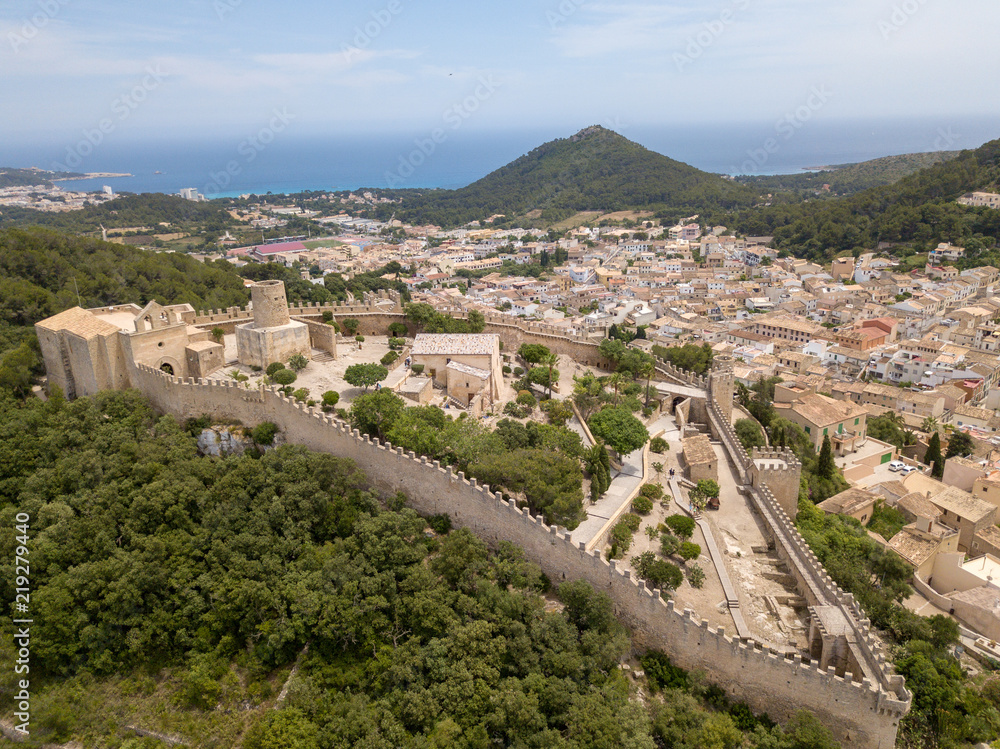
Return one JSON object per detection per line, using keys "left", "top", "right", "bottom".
{"left": 750, "top": 447, "right": 803, "bottom": 519}
{"left": 236, "top": 281, "right": 311, "bottom": 369}
{"left": 251, "top": 280, "right": 292, "bottom": 328}
{"left": 710, "top": 354, "right": 735, "bottom": 423}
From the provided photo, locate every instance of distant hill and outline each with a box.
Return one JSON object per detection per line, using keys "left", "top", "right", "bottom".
{"left": 730, "top": 137, "right": 1000, "bottom": 261}
{"left": 368, "top": 126, "right": 761, "bottom": 228}
{"left": 0, "top": 193, "right": 235, "bottom": 234}
{"left": 0, "top": 227, "right": 250, "bottom": 328}
{"left": 0, "top": 167, "right": 83, "bottom": 189}
{"left": 735, "top": 151, "right": 962, "bottom": 196}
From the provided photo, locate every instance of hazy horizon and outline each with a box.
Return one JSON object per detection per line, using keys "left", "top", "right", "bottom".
{"left": 3, "top": 0, "right": 998, "bottom": 151}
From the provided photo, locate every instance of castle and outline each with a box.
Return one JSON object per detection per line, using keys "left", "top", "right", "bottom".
{"left": 35, "top": 288, "right": 911, "bottom": 747}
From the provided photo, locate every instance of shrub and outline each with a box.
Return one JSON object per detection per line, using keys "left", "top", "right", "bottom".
{"left": 687, "top": 564, "right": 706, "bottom": 589}
{"left": 388, "top": 337, "right": 406, "bottom": 350}
{"left": 650, "top": 437, "right": 668, "bottom": 453}
{"left": 641, "top": 652, "right": 689, "bottom": 692}
{"left": 639, "top": 483, "right": 664, "bottom": 501}
{"left": 679, "top": 542, "right": 701, "bottom": 562}
{"left": 632, "top": 496, "right": 654, "bottom": 515}
{"left": 621, "top": 513, "right": 642, "bottom": 533}
{"left": 341, "top": 318, "right": 360, "bottom": 335}
{"left": 321, "top": 390, "right": 340, "bottom": 408}
{"left": 211, "top": 326, "right": 225, "bottom": 343}
{"left": 266, "top": 362, "right": 286, "bottom": 376}
{"left": 322, "top": 311, "right": 333, "bottom": 322}
{"left": 502, "top": 365, "right": 512, "bottom": 375}
{"left": 513, "top": 367, "right": 524, "bottom": 376}
{"left": 428, "top": 514, "right": 452, "bottom": 534}
{"left": 610, "top": 520, "right": 637, "bottom": 557}
{"left": 503, "top": 401, "right": 532, "bottom": 418}
{"left": 250, "top": 365, "right": 262, "bottom": 372}
{"left": 292, "top": 388, "right": 309, "bottom": 402}
{"left": 388, "top": 321, "right": 408, "bottom": 337}
{"left": 633, "top": 551, "right": 684, "bottom": 591}
{"left": 288, "top": 353, "right": 309, "bottom": 371}
{"left": 272, "top": 369, "right": 297, "bottom": 386}
{"left": 664, "top": 514, "right": 695, "bottom": 539}
{"left": 251, "top": 422, "right": 279, "bottom": 445}
{"left": 381, "top": 351, "right": 399, "bottom": 366}
{"left": 516, "top": 390, "right": 536, "bottom": 407}
{"left": 660, "top": 533, "right": 680, "bottom": 557}
{"left": 410, "top": 363, "right": 425, "bottom": 375}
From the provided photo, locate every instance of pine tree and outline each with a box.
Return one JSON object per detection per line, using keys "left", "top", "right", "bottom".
{"left": 924, "top": 431, "right": 943, "bottom": 478}
{"left": 817, "top": 435, "right": 836, "bottom": 479}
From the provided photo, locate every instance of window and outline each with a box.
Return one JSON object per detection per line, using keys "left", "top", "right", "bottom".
{"left": 805, "top": 426, "right": 810, "bottom": 434}
{"left": 855, "top": 418, "right": 860, "bottom": 425}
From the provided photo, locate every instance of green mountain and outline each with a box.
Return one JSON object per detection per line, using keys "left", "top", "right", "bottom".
{"left": 730, "top": 137, "right": 1000, "bottom": 261}
{"left": 735, "top": 151, "right": 962, "bottom": 196}
{"left": 372, "top": 126, "right": 760, "bottom": 227}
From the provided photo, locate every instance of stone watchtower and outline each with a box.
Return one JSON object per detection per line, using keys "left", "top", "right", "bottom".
{"left": 236, "top": 280, "right": 311, "bottom": 369}
{"left": 251, "top": 280, "right": 292, "bottom": 328}
{"left": 709, "top": 354, "right": 735, "bottom": 423}
{"left": 750, "top": 447, "right": 803, "bottom": 519}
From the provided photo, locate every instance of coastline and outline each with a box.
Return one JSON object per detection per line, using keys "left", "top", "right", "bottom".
{"left": 53, "top": 172, "right": 133, "bottom": 181}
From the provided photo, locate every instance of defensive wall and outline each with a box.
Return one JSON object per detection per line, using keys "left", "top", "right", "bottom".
{"left": 127, "top": 358, "right": 909, "bottom": 748}
{"left": 190, "top": 293, "right": 619, "bottom": 370}
{"left": 708, "top": 402, "right": 909, "bottom": 717}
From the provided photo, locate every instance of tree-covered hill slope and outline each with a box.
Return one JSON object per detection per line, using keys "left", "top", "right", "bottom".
{"left": 373, "top": 126, "right": 761, "bottom": 227}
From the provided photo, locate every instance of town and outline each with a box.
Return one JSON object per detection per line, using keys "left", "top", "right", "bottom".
{"left": 28, "top": 184, "right": 1000, "bottom": 747}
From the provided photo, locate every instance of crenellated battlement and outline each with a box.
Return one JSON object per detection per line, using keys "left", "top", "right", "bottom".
{"left": 752, "top": 447, "right": 801, "bottom": 468}
{"left": 122, "top": 359, "right": 909, "bottom": 744}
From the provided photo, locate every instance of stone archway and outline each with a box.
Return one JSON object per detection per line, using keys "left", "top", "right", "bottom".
{"left": 157, "top": 356, "right": 181, "bottom": 377}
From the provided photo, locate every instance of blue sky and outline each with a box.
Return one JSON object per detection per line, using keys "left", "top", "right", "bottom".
{"left": 3, "top": 0, "right": 999, "bottom": 146}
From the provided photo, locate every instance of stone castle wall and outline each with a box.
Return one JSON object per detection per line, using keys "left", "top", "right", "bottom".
{"left": 125, "top": 360, "right": 908, "bottom": 748}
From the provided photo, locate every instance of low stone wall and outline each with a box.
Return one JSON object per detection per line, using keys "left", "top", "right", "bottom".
{"left": 126, "top": 362, "right": 908, "bottom": 748}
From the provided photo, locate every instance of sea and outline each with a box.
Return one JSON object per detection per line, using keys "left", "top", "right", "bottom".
{"left": 3, "top": 116, "right": 996, "bottom": 199}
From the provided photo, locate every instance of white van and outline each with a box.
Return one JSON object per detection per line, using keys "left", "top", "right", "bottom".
{"left": 888, "top": 460, "right": 906, "bottom": 472}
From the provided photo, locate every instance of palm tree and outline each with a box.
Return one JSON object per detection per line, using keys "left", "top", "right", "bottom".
{"left": 541, "top": 352, "right": 558, "bottom": 399}
{"left": 652, "top": 461, "right": 664, "bottom": 484}
{"left": 921, "top": 416, "right": 939, "bottom": 434}
{"left": 638, "top": 358, "right": 656, "bottom": 408}
{"left": 608, "top": 372, "right": 626, "bottom": 406}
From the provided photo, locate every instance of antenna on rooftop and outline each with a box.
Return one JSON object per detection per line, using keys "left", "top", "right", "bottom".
{"left": 72, "top": 277, "right": 82, "bottom": 307}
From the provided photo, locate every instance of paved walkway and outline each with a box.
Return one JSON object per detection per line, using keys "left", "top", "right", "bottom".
{"left": 655, "top": 382, "right": 706, "bottom": 400}
{"left": 569, "top": 411, "right": 679, "bottom": 547}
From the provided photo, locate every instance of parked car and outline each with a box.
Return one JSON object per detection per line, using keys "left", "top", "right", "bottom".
{"left": 899, "top": 465, "right": 918, "bottom": 475}
{"left": 888, "top": 460, "right": 906, "bottom": 472}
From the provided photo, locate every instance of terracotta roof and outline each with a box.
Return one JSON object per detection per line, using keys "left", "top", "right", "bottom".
{"left": 682, "top": 434, "right": 716, "bottom": 466}
{"left": 818, "top": 488, "right": 878, "bottom": 516}
{"left": 35, "top": 307, "right": 120, "bottom": 338}
{"left": 889, "top": 527, "right": 945, "bottom": 567}
{"left": 788, "top": 393, "right": 866, "bottom": 427}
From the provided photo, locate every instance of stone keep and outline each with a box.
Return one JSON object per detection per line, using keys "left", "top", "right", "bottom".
{"left": 236, "top": 281, "right": 311, "bottom": 369}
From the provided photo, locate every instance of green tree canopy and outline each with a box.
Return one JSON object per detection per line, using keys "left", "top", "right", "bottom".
{"left": 344, "top": 363, "right": 389, "bottom": 391}
{"left": 588, "top": 406, "right": 649, "bottom": 456}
